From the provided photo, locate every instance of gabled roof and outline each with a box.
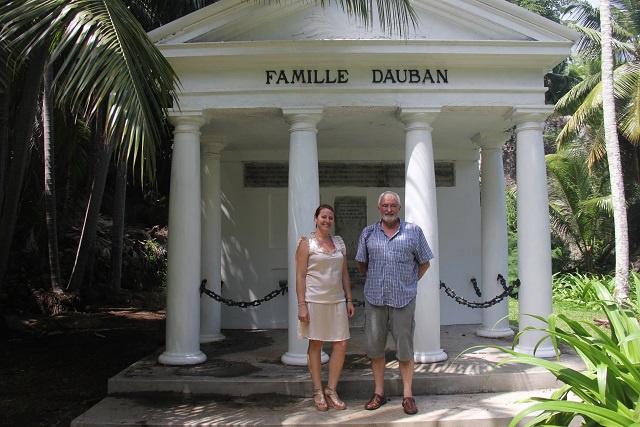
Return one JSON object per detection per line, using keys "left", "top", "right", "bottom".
{"left": 149, "top": 0, "right": 577, "bottom": 45}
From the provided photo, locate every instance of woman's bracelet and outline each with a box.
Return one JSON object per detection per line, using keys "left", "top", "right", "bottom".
{"left": 298, "top": 302, "right": 306, "bottom": 306}
{"left": 345, "top": 299, "right": 352, "bottom": 303}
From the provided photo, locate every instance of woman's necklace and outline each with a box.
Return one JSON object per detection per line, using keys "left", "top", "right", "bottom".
{"left": 316, "top": 234, "right": 331, "bottom": 244}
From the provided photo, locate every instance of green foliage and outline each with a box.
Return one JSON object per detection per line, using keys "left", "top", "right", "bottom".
{"left": 546, "top": 143, "right": 614, "bottom": 273}
{"left": 553, "top": 272, "right": 639, "bottom": 307}
{"left": 494, "top": 281, "right": 640, "bottom": 426}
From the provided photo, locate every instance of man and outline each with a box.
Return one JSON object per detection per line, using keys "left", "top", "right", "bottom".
{"left": 355, "top": 191, "right": 434, "bottom": 415}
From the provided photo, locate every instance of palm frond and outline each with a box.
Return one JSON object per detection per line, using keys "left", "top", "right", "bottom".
{"left": 1, "top": 0, "right": 180, "bottom": 184}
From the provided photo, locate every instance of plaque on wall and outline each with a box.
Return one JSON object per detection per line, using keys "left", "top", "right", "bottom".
{"left": 334, "top": 197, "right": 367, "bottom": 262}
{"left": 244, "top": 162, "right": 455, "bottom": 187}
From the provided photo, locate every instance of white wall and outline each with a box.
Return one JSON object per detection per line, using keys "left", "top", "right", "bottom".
{"left": 219, "top": 150, "right": 482, "bottom": 328}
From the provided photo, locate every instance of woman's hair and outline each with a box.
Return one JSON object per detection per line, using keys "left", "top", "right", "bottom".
{"left": 314, "top": 204, "right": 335, "bottom": 217}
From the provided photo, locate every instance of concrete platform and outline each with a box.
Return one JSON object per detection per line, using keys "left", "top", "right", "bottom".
{"left": 72, "top": 324, "right": 585, "bottom": 426}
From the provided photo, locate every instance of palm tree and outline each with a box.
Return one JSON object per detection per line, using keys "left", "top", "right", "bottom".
{"left": 546, "top": 142, "right": 614, "bottom": 272}
{"left": 600, "top": 0, "right": 629, "bottom": 300}
{"left": 42, "top": 66, "right": 63, "bottom": 293}
{"left": 557, "top": 0, "right": 639, "bottom": 158}
{"left": 0, "top": 0, "right": 179, "bottom": 290}
{"left": 0, "top": 0, "right": 417, "bottom": 293}
{"left": 555, "top": 0, "right": 637, "bottom": 300}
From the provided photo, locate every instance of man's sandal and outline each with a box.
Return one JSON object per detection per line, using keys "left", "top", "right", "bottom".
{"left": 313, "top": 388, "right": 328, "bottom": 411}
{"left": 324, "top": 387, "right": 346, "bottom": 410}
{"left": 402, "top": 396, "right": 418, "bottom": 415}
{"left": 365, "top": 393, "right": 387, "bottom": 410}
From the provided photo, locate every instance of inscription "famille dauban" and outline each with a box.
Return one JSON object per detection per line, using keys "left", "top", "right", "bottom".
{"left": 265, "top": 69, "right": 449, "bottom": 85}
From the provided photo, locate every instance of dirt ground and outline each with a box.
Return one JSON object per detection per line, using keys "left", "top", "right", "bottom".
{"left": 0, "top": 305, "right": 166, "bottom": 427}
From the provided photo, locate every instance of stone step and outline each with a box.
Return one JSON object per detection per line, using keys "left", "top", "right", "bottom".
{"left": 72, "top": 389, "right": 569, "bottom": 427}
{"left": 71, "top": 326, "right": 585, "bottom": 426}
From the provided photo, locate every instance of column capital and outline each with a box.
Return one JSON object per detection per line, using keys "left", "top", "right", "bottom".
{"left": 168, "top": 110, "right": 209, "bottom": 129}
{"left": 282, "top": 107, "right": 323, "bottom": 126}
{"left": 506, "top": 106, "right": 554, "bottom": 128}
{"left": 472, "top": 132, "right": 508, "bottom": 149}
{"left": 201, "top": 136, "right": 227, "bottom": 155}
{"left": 396, "top": 107, "right": 441, "bottom": 127}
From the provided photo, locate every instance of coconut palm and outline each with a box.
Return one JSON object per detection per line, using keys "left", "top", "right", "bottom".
{"left": 0, "top": 0, "right": 180, "bottom": 290}
{"left": 601, "top": 0, "right": 630, "bottom": 301}
{"left": 556, "top": 0, "right": 637, "bottom": 300}
{"left": 0, "top": 0, "right": 417, "bottom": 293}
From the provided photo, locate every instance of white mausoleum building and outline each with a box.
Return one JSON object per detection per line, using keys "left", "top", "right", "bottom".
{"left": 148, "top": 0, "right": 578, "bottom": 366}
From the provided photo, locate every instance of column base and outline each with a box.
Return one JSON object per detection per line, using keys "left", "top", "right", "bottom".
{"left": 158, "top": 350, "right": 207, "bottom": 366}
{"left": 514, "top": 344, "right": 559, "bottom": 358}
{"left": 281, "top": 351, "right": 330, "bottom": 366}
{"left": 414, "top": 349, "right": 448, "bottom": 363}
{"left": 476, "top": 326, "right": 514, "bottom": 338}
{"left": 200, "top": 332, "right": 226, "bottom": 343}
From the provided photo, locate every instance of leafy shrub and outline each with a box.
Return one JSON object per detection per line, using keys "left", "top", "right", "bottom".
{"left": 486, "top": 282, "right": 640, "bottom": 426}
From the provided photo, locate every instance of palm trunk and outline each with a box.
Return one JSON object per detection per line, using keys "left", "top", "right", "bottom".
{"left": 0, "top": 48, "right": 47, "bottom": 286}
{"left": 0, "top": 87, "right": 8, "bottom": 214}
{"left": 110, "top": 152, "right": 127, "bottom": 297}
{"left": 43, "top": 67, "right": 63, "bottom": 293}
{"left": 600, "top": 0, "right": 630, "bottom": 301}
{"left": 66, "top": 121, "right": 116, "bottom": 292}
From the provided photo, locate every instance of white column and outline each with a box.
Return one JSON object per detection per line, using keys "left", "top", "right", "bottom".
{"left": 509, "top": 106, "right": 556, "bottom": 358}
{"left": 159, "top": 112, "right": 208, "bottom": 365}
{"left": 200, "top": 137, "right": 226, "bottom": 343}
{"left": 397, "top": 107, "right": 447, "bottom": 363}
{"left": 473, "top": 133, "right": 513, "bottom": 338}
{"left": 281, "top": 107, "right": 327, "bottom": 366}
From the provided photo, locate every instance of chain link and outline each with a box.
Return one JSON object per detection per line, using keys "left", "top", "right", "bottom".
{"left": 200, "top": 279, "right": 288, "bottom": 308}
{"left": 440, "top": 274, "right": 520, "bottom": 308}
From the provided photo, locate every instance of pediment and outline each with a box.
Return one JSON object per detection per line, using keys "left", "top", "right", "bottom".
{"left": 149, "top": 0, "right": 577, "bottom": 45}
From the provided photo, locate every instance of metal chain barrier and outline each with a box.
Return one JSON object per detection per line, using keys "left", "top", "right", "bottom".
{"left": 470, "top": 278, "right": 482, "bottom": 297}
{"left": 440, "top": 274, "right": 520, "bottom": 309}
{"left": 201, "top": 274, "right": 519, "bottom": 309}
{"left": 200, "top": 279, "right": 288, "bottom": 308}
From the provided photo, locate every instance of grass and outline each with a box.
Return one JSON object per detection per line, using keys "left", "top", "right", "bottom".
{"left": 508, "top": 297, "right": 605, "bottom": 330}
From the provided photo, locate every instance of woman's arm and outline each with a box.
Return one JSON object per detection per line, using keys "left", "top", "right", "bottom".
{"left": 295, "top": 238, "right": 310, "bottom": 322}
{"left": 341, "top": 254, "right": 355, "bottom": 318}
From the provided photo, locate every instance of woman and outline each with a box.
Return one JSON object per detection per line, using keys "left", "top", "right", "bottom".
{"left": 296, "top": 204, "right": 355, "bottom": 411}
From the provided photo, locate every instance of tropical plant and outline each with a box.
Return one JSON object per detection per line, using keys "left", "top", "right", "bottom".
{"left": 0, "top": 0, "right": 181, "bottom": 293}
{"left": 469, "top": 280, "right": 640, "bottom": 426}
{"left": 0, "top": 0, "right": 419, "bottom": 301}
{"left": 556, "top": 0, "right": 639, "bottom": 300}
{"left": 546, "top": 142, "right": 614, "bottom": 272}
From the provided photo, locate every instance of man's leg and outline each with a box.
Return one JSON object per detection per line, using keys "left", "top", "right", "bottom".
{"left": 399, "top": 358, "right": 414, "bottom": 398}
{"left": 390, "top": 299, "right": 419, "bottom": 414}
{"left": 370, "top": 356, "right": 386, "bottom": 395}
{"left": 364, "top": 302, "right": 389, "bottom": 410}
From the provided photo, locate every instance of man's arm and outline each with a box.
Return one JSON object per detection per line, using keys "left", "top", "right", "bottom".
{"left": 417, "top": 260, "right": 430, "bottom": 280}
{"left": 358, "top": 261, "right": 368, "bottom": 276}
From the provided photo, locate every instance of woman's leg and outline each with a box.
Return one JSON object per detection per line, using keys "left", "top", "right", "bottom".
{"left": 325, "top": 340, "right": 348, "bottom": 409}
{"left": 326, "top": 340, "right": 347, "bottom": 390}
{"left": 308, "top": 339, "right": 328, "bottom": 410}
{"left": 307, "top": 339, "right": 324, "bottom": 390}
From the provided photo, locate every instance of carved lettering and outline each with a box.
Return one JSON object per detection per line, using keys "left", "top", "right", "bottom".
{"left": 265, "top": 69, "right": 447, "bottom": 84}
{"left": 370, "top": 69, "right": 449, "bottom": 84}
{"left": 265, "top": 69, "right": 349, "bottom": 84}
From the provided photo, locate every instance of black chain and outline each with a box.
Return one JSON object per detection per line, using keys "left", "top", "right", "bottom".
{"left": 440, "top": 274, "right": 520, "bottom": 308}
{"left": 200, "top": 279, "right": 287, "bottom": 308}
{"left": 470, "top": 278, "right": 482, "bottom": 297}
{"left": 201, "top": 274, "right": 519, "bottom": 309}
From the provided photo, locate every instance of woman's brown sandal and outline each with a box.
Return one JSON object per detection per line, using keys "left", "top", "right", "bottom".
{"left": 313, "top": 388, "right": 329, "bottom": 411}
{"left": 324, "top": 387, "right": 347, "bottom": 410}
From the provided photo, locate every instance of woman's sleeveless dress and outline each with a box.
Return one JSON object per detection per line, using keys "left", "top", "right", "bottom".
{"left": 297, "top": 232, "right": 350, "bottom": 341}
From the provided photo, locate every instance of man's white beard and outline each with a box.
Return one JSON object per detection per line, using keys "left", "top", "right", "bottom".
{"left": 381, "top": 213, "right": 398, "bottom": 224}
